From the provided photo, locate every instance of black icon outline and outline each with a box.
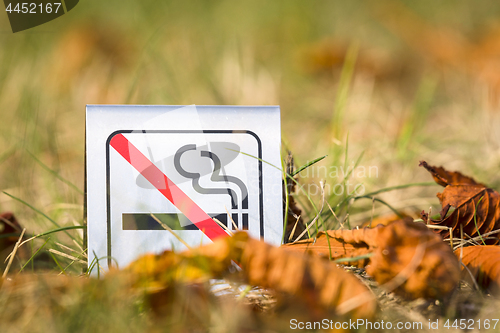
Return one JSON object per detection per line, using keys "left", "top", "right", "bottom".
{"left": 105, "top": 130, "right": 263, "bottom": 266}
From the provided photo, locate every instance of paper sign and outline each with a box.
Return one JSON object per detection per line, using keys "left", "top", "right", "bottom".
{"left": 86, "top": 105, "right": 282, "bottom": 272}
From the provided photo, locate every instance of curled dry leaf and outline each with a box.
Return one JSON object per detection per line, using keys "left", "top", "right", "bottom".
{"left": 420, "top": 161, "right": 500, "bottom": 243}
{"left": 126, "top": 231, "right": 377, "bottom": 319}
{"left": 352, "top": 219, "right": 460, "bottom": 300}
{"left": 455, "top": 245, "right": 500, "bottom": 294}
{"left": 122, "top": 233, "right": 248, "bottom": 318}
{"left": 125, "top": 231, "right": 247, "bottom": 290}
{"left": 240, "top": 235, "right": 377, "bottom": 319}
{"left": 284, "top": 218, "right": 460, "bottom": 299}
{"left": 419, "top": 161, "right": 482, "bottom": 187}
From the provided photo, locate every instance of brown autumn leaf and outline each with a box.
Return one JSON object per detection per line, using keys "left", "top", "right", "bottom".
{"left": 122, "top": 232, "right": 249, "bottom": 319}
{"left": 353, "top": 219, "right": 460, "bottom": 300}
{"left": 455, "top": 245, "right": 500, "bottom": 294}
{"left": 419, "top": 161, "right": 481, "bottom": 187}
{"left": 420, "top": 161, "right": 500, "bottom": 244}
{"left": 284, "top": 218, "right": 460, "bottom": 299}
{"left": 125, "top": 231, "right": 248, "bottom": 290}
{"left": 126, "top": 231, "right": 377, "bottom": 319}
{"left": 240, "top": 235, "right": 377, "bottom": 319}
{"left": 0, "top": 212, "right": 28, "bottom": 270}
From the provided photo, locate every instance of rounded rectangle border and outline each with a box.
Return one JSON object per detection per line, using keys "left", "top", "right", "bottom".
{"left": 105, "top": 129, "right": 263, "bottom": 266}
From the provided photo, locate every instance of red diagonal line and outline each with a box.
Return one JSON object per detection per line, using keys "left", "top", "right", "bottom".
{"left": 110, "top": 133, "right": 228, "bottom": 241}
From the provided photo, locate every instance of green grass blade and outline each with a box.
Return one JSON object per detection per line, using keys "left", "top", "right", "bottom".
{"left": 325, "top": 148, "right": 364, "bottom": 219}
{"left": 331, "top": 42, "right": 358, "bottom": 143}
{"left": 356, "top": 182, "right": 437, "bottom": 198}
{"left": 18, "top": 237, "right": 51, "bottom": 273}
{"left": 96, "top": 252, "right": 100, "bottom": 278}
{"left": 33, "top": 226, "right": 85, "bottom": 240}
{"left": 0, "top": 146, "right": 16, "bottom": 165}
{"left": 62, "top": 251, "right": 87, "bottom": 272}
{"left": 281, "top": 151, "right": 290, "bottom": 244}
{"left": 2, "top": 191, "right": 80, "bottom": 243}
{"left": 291, "top": 155, "right": 327, "bottom": 177}
{"left": 26, "top": 150, "right": 84, "bottom": 195}
{"left": 0, "top": 225, "right": 85, "bottom": 240}
{"left": 343, "top": 133, "right": 349, "bottom": 185}
{"left": 328, "top": 143, "right": 362, "bottom": 203}
{"left": 343, "top": 150, "right": 364, "bottom": 183}
{"left": 49, "top": 251, "right": 66, "bottom": 274}
{"left": 334, "top": 252, "right": 373, "bottom": 263}
{"left": 3, "top": 191, "right": 62, "bottom": 228}
{"left": 3, "top": 191, "right": 83, "bottom": 241}
{"left": 233, "top": 150, "right": 324, "bottom": 236}
{"left": 237, "top": 285, "right": 252, "bottom": 301}
{"left": 87, "top": 255, "right": 98, "bottom": 276}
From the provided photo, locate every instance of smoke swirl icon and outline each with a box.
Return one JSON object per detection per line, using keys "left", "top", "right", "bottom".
{"left": 174, "top": 143, "right": 249, "bottom": 230}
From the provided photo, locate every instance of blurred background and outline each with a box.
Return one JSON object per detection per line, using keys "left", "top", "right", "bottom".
{"left": 2, "top": 0, "right": 500, "bottom": 243}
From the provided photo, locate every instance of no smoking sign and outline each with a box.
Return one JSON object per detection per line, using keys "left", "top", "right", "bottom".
{"left": 86, "top": 105, "right": 282, "bottom": 272}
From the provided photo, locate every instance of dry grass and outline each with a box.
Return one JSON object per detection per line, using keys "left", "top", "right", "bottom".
{"left": 1, "top": 0, "right": 500, "bottom": 331}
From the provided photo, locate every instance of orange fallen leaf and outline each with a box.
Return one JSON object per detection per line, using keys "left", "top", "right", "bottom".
{"left": 420, "top": 161, "right": 500, "bottom": 243}
{"left": 125, "top": 231, "right": 246, "bottom": 290}
{"left": 241, "top": 235, "right": 377, "bottom": 319}
{"left": 455, "top": 245, "right": 500, "bottom": 294}
{"left": 419, "top": 161, "right": 481, "bottom": 187}
{"left": 356, "top": 219, "right": 459, "bottom": 300}
{"left": 126, "top": 231, "right": 377, "bottom": 319}
{"left": 285, "top": 218, "right": 460, "bottom": 299}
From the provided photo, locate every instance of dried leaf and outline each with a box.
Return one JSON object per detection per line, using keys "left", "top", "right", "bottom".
{"left": 355, "top": 219, "right": 460, "bottom": 300}
{"left": 241, "top": 236, "right": 377, "bottom": 318}
{"left": 419, "top": 161, "right": 481, "bottom": 187}
{"left": 284, "top": 218, "right": 460, "bottom": 299}
{"left": 125, "top": 231, "right": 247, "bottom": 290}
{"left": 455, "top": 245, "right": 500, "bottom": 294}
{"left": 420, "top": 161, "right": 500, "bottom": 243}
{"left": 0, "top": 212, "right": 28, "bottom": 270}
{"left": 126, "top": 231, "right": 377, "bottom": 319}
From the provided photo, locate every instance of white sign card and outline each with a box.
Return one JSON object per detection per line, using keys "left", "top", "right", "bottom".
{"left": 86, "top": 105, "right": 282, "bottom": 273}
